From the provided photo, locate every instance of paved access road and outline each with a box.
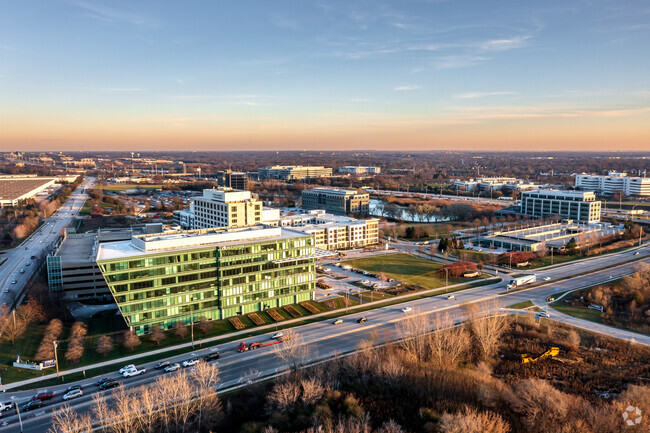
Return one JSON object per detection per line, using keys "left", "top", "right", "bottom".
{"left": 0, "top": 178, "right": 94, "bottom": 309}
{"left": 1, "top": 247, "right": 649, "bottom": 432}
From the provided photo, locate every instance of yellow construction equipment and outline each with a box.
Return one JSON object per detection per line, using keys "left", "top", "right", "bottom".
{"left": 520, "top": 347, "right": 560, "bottom": 363}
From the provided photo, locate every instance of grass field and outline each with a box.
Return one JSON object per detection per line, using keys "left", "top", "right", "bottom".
{"left": 551, "top": 302, "right": 603, "bottom": 323}
{"left": 506, "top": 300, "right": 534, "bottom": 309}
{"left": 343, "top": 253, "right": 468, "bottom": 289}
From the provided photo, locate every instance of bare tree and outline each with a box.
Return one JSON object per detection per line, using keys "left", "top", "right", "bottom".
{"left": 149, "top": 325, "right": 165, "bottom": 345}
{"left": 48, "top": 404, "right": 92, "bottom": 433}
{"left": 15, "top": 297, "right": 45, "bottom": 325}
{"left": 96, "top": 335, "right": 114, "bottom": 357}
{"left": 191, "top": 361, "right": 222, "bottom": 431}
{"left": 464, "top": 300, "right": 510, "bottom": 360}
{"left": 0, "top": 307, "right": 26, "bottom": 345}
{"left": 439, "top": 406, "right": 510, "bottom": 433}
{"left": 429, "top": 312, "right": 470, "bottom": 368}
{"left": 196, "top": 317, "right": 212, "bottom": 335}
{"left": 395, "top": 309, "right": 431, "bottom": 362}
{"left": 123, "top": 331, "right": 141, "bottom": 352}
{"left": 273, "top": 329, "right": 308, "bottom": 369}
{"left": 174, "top": 321, "right": 189, "bottom": 340}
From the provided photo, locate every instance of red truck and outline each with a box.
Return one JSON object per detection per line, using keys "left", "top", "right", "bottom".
{"left": 237, "top": 339, "right": 283, "bottom": 352}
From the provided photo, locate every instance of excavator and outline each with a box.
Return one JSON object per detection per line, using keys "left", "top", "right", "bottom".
{"left": 520, "top": 347, "right": 560, "bottom": 364}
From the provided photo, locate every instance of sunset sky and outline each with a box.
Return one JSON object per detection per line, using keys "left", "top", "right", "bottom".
{"left": 1, "top": 0, "right": 649, "bottom": 151}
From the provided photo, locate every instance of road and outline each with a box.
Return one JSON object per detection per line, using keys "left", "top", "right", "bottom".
{"left": 0, "top": 178, "right": 94, "bottom": 309}
{"left": 1, "top": 246, "right": 649, "bottom": 431}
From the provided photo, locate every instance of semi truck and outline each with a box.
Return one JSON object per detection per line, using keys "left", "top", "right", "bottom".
{"left": 507, "top": 275, "right": 536, "bottom": 290}
{"left": 237, "top": 339, "right": 283, "bottom": 352}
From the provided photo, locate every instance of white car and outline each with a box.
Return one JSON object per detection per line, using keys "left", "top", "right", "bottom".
{"left": 182, "top": 359, "right": 200, "bottom": 368}
{"left": 164, "top": 363, "right": 180, "bottom": 373}
{"left": 63, "top": 389, "right": 83, "bottom": 401}
{"left": 401, "top": 307, "right": 412, "bottom": 313}
{"left": 122, "top": 367, "right": 146, "bottom": 377}
{"left": 362, "top": 280, "right": 371, "bottom": 285}
{"left": 536, "top": 312, "right": 550, "bottom": 318}
{"left": 446, "top": 295, "right": 455, "bottom": 300}
{"left": 323, "top": 268, "right": 332, "bottom": 272}
{"left": 11, "top": 280, "right": 16, "bottom": 284}
{"left": 118, "top": 364, "right": 135, "bottom": 374}
{"left": 1, "top": 401, "right": 14, "bottom": 411}
{"left": 272, "top": 332, "right": 284, "bottom": 340}
{"left": 543, "top": 277, "right": 551, "bottom": 281}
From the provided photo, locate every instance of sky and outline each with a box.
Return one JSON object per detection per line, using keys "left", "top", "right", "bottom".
{"left": 1, "top": 0, "right": 649, "bottom": 152}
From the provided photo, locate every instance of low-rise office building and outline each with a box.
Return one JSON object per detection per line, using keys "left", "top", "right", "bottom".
{"left": 258, "top": 165, "right": 333, "bottom": 180}
{"left": 301, "top": 187, "right": 369, "bottom": 215}
{"left": 338, "top": 166, "right": 381, "bottom": 175}
{"left": 451, "top": 177, "right": 537, "bottom": 193}
{"left": 192, "top": 188, "right": 263, "bottom": 229}
{"left": 575, "top": 171, "right": 650, "bottom": 196}
{"left": 96, "top": 226, "right": 318, "bottom": 334}
{"left": 520, "top": 190, "right": 601, "bottom": 223}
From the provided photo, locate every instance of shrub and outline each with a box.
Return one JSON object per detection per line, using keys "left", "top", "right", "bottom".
{"left": 249, "top": 313, "right": 265, "bottom": 326}
{"left": 229, "top": 317, "right": 245, "bottom": 330}
{"left": 268, "top": 309, "right": 284, "bottom": 322}
{"left": 284, "top": 305, "right": 302, "bottom": 318}
{"left": 439, "top": 262, "right": 478, "bottom": 278}
{"left": 301, "top": 302, "right": 320, "bottom": 314}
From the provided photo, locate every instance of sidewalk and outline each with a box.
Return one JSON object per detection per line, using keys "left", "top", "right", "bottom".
{"left": 2, "top": 276, "right": 500, "bottom": 391}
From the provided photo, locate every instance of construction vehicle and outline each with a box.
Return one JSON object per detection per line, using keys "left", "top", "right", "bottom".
{"left": 237, "top": 339, "right": 283, "bottom": 352}
{"left": 507, "top": 275, "right": 536, "bottom": 290}
{"left": 520, "top": 347, "right": 560, "bottom": 363}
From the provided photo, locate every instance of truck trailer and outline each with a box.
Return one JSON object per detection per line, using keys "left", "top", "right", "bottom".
{"left": 507, "top": 275, "right": 536, "bottom": 290}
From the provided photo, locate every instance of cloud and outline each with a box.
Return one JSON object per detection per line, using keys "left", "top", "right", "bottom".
{"left": 479, "top": 35, "right": 530, "bottom": 51}
{"left": 394, "top": 85, "right": 422, "bottom": 91}
{"left": 435, "top": 55, "right": 487, "bottom": 69}
{"left": 453, "top": 91, "right": 516, "bottom": 99}
{"left": 71, "top": 1, "right": 156, "bottom": 27}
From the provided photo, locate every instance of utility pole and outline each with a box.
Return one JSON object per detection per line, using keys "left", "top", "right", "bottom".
{"left": 445, "top": 268, "right": 449, "bottom": 292}
{"left": 190, "top": 311, "right": 195, "bottom": 349}
{"left": 53, "top": 340, "right": 59, "bottom": 379}
{"left": 16, "top": 401, "right": 24, "bottom": 433}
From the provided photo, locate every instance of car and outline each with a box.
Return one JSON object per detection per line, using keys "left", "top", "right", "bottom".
{"left": 3, "top": 289, "right": 8, "bottom": 293}
{"left": 323, "top": 268, "right": 332, "bottom": 272}
{"left": 371, "top": 283, "right": 379, "bottom": 289}
{"left": 63, "top": 389, "right": 83, "bottom": 401}
{"left": 182, "top": 358, "right": 200, "bottom": 368}
{"left": 164, "top": 363, "right": 181, "bottom": 373}
{"left": 635, "top": 251, "right": 640, "bottom": 255}
{"left": 535, "top": 312, "right": 550, "bottom": 319}
{"left": 357, "top": 317, "right": 368, "bottom": 323}
{"left": 543, "top": 277, "right": 551, "bottom": 281}
{"left": 272, "top": 332, "right": 284, "bottom": 340}
{"left": 11, "top": 280, "right": 16, "bottom": 284}
{"left": 30, "top": 255, "right": 36, "bottom": 259}
{"left": 401, "top": 307, "right": 412, "bottom": 313}
{"left": 204, "top": 352, "right": 220, "bottom": 362}
{"left": 122, "top": 367, "right": 146, "bottom": 377}
{"left": 118, "top": 364, "right": 135, "bottom": 374}
{"left": 155, "top": 360, "right": 171, "bottom": 370}
{"left": 19, "top": 269, "right": 25, "bottom": 273}
{"left": 31, "top": 391, "right": 54, "bottom": 401}
{"left": 65, "top": 384, "right": 83, "bottom": 393}
{"left": 95, "top": 377, "right": 113, "bottom": 387}
{"left": 21, "top": 400, "right": 43, "bottom": 412}
{"left": 446, "top": 295, "right": 455, "bottom": 300}
{"left": 333, "top": 319, "right": 343, "bottom": 325}
{"left": 99, "top": 380, "right": 120, "bottom": 390}
{"left": 0, "top": 401, "right": 14, "bottom": 411}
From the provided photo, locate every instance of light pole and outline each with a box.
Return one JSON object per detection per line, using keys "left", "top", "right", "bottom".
{"left": 53, "top": 340, "right": 59, "bottom": 379}
{"left": 190, "top": 311, "right": 194, "bottom": 349}
{"left": 16, "top": 402, "right": 24, "bottom": 433}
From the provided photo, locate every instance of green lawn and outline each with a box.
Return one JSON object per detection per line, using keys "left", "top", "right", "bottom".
{"left": 551, "top": 302, "right": 603, "bottom": 323}
{"left": 343, "top": 254, "right": 466, "bottom": 289}
{"left": 506, "top": 300, "right": 535, "bottom": 309}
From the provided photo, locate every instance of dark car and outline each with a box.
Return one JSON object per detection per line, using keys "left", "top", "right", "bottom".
{"left": 65, "top": 384, "right": 83, "bottom": 393}
{"left": 357, "top": 317, "right": 368, "bottom": 323}
{"left": 204, "top": 352, "right": 220, "bottom": 362}
{"left": 31, "top": 391, "right": 54, "bottom": 401}
{"left": 155, "top": 361, "right": 171, "bottom": 370}
{"left": 22, "top": 400, "right": 43, "bottom": 412}
{"left": 95, "top": 377, "right": 113, "bottom": 387}
{"left": 99, "top": 380, "right": 120, "bottom": 391}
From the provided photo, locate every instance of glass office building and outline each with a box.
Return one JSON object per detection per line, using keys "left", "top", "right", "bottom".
{"left": 96, "top": 226, "right": 317, "bottom": 334}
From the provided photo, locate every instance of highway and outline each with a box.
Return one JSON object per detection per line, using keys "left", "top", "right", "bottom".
{"left": 0, "top": 178, "right": 94, "bottom": 309}
{"left": 1, "top": 244, "right": 649, "bottom": 431}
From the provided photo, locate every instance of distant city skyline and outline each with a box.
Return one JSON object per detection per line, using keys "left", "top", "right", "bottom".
{"left": 1, "top": 0, "right": 649, "bottom": 151}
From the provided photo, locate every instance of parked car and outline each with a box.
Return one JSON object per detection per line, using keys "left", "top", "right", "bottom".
{"left": 63, "top": 389, "right": 83, "bottom": 401}
{"left": 99, "top": 380, "right": 120, "bottom": 391}
{"left": 155, "top": 361, "right": 171, "bottom": 370}
{"left": 164, "top": 363, "right": 181, "bottom": 373}
{"left": 204, "top": 352, "right": 220, "bottom": 362}
{"left": 21, "top": 400, "right": 43, "bottom": 412}
{"left": 357, "top": 317, "right": 368, "bottom": 323}
{"left": 118, "top": 364, "right": 135, "bottom": 374}
{"left": 333, "top": 319, "right": 343, "bottom": 325}
{"left": 182, "top": 358, "right": 200, "bottom": 368}
{"left": 272, "top": 332, "right": 284, "bottom": 340}
{"left": 401, "top": 307, "right": 412, "bottom": 313}
{"left": 31, "top": 391, "right": 54, "bottom": 401}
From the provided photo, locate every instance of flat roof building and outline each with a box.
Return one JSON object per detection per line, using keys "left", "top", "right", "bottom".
{"left": 0, "top": 177, "right": 56, "bottom": 207}
{"left": 258, "top": 165, "right": 333, "bottom": 181}
{"left": 96, "top": 226, "right": 318, "bottom": 334}
{"left": 302, "top": 187, "right": 369, "bottom": 215}
{"left": 192, "top": 188, "right": 262, "bottom": 230}
{"left": 520, "top": 190, "right": 601, "bottom": 223}
{"left": 338, "top": 166, "right": 381, "bottom": 175}
{"left": 575, "top": 172, "right": 650, "bottom": 196}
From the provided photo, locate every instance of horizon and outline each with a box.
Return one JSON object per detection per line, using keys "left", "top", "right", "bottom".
{"left": 2, "top": 1, "right": 649, "bottom": 151}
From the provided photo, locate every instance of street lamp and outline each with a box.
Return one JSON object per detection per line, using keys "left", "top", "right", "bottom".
{"left": 53, "top": 340, "right": 59, "bottom": 379}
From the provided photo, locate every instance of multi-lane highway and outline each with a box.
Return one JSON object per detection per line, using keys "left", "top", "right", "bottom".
{"left": 1, "top": 243, "right": 649, "bottom": 432}
{"left": 0, "top": 178, "right": 94, "bottom": 308}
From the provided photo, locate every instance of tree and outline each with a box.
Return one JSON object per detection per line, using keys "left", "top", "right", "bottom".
{"left": 149, "top": 325, "right": 165, "bottom": 346}
{"left": 0, "top": 308, "right": 27, "bottom": 345}
{"left": 96, "top": 336, "right": 113, "bottom": 357}
{"left": 273, "top": 329, "right": 308, "bottom": 369}
{"left": 196, "top": 317, "right": 212, "bottom": 335}
{"left": 15, "top": 297, "right": 45, "bottom": 325}
{"left": 565, "top": 237, "right": 578, "bottom": 254}
{"left": 464, "top": 300, "right": 510, "bottom": 360}
{"left": 174, "top": 321, "right": 189, "bottom": 340}
{"left": 65, "top": 322, "right": 87, "bottom": 364}
{"left": 124, "top": 331, "right": 141, "bottom": 352}
{"left": 439, "top": 407, "right": 510, "bottom": 433}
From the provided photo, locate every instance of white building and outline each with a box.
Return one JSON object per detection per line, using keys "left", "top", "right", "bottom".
{"left": 338, "top": 166, "right": 381, "bottom": 175}
{"left": 190, "top": 188, "right": 263, "bottom": 229}
{"left": 520, "top": 190, "right": 601, "bottom": 223}
{"left": 575, "top": 172, "right": 650, "bottom": 196}
{"left": 451, "top": 177, "right": 537, "bottom": 193}
{"left": 257, "top": 165, "right": 333, "bottom": 180}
